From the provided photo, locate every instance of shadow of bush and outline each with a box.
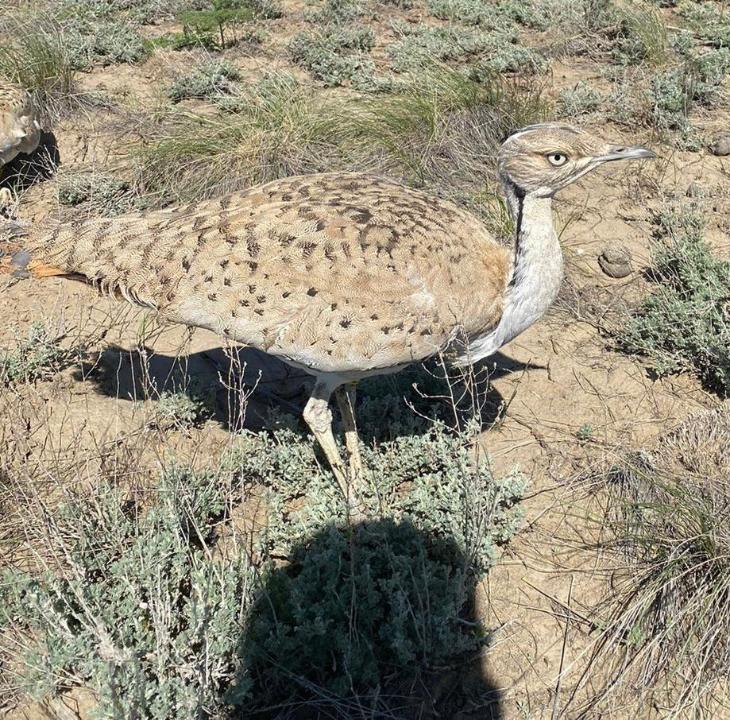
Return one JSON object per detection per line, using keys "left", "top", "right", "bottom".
{"left": 232, "top": 517, "right": 502, "bottom": 719}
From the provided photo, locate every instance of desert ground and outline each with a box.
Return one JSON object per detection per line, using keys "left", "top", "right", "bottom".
{"left": 0, "top": 0, "right": 729, "bottom": 718}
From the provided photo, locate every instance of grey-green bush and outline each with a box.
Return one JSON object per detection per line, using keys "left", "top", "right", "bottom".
{"left": 388, "top": 22, "right": 546, "bottom": 74}
{"left": 1, "top": 379, "right": 525, "bottom": 716}
{"left": 0, "top": 322, "right": 77, "bottom": 384}
{"left": 168, "top": 60, "right": 241, "bottom": 103}
{"left": 558, "top": 82, "right": 601, "bottom": 117}
{"left": 0, "top": 469, "right": 253, "bottom": 718}
{"left": 64, "top": 18, "right": 150, "bottom": 69}
{"left": 620, "top": 205, "right": 730, "bottom": 396}
{"left": 289, "top": 26, "right": 375, "bottom": 86}
{"left": 58, "top": 171, "right": 133, "bottom": 215}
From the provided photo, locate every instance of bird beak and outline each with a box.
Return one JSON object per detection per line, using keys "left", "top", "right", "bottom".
{"left": 597, "top": 145, "right": 657, "bottom": 163}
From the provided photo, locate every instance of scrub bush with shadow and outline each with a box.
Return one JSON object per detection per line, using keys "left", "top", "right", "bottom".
{"left": 0, "top": 369, "right": 523, "bottom": 718}
{"left": 238, "top": 518, "right": 506, "bottom": 716}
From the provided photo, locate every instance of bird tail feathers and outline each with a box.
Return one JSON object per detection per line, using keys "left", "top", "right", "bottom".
{"left": 0, "top": 218, "right": 70, "bottom": 280}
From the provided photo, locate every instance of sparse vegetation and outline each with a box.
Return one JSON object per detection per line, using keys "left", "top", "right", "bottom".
{"left": 289, "top": 26, "right": 376, "bottom": 87}
{"left": 64, "top": 17, "right": 151, "bottom": 68}
{"left": 678, "top": 1, "right": 730, "bottom": 49}
{"left": 0, "top": 322, "right": 77, "bottom": 385}
{"left": 388, "top": 22, "right": 546, "bottom": 75}
{"left": 558, "top": 81, "right": 601, "bottom": 116}
{"left": 620, "top": 204, "right": 730, "bottom": 396}
{"left": 646, "top": 49, "right": 730, "bottom": 143}
{"left": 168, "top": 60, "right": 241, "bottom": 102}
{"left": 0, "top": 397, "right": 525, "bottom": 715}
{"left": 586, "top": 406, "right": 730, "bottom": 715}
{"left": 153, "top": 386, "right": 215, "bottom": 429}
{"left": 58, "top": 171, "right": 133, "bottom": 215}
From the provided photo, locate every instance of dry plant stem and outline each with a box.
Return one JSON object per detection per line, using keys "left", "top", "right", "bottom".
{"left": 335, "top": 382, "right": 363, "bottom": 483}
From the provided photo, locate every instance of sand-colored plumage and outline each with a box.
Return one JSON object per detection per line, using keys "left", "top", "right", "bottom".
{"left": 30, "top": 173, "right": 511, "bottom": 373}
{"left": 0, "top": 123, "right": 656, "bottom": 512}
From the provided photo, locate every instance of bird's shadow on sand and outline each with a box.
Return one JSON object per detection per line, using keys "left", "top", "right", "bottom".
{"left": 74, "top": 345, "right": 542, "bottom": 440}
{"left": 228, "top": 516, "right": 504, "bottom": 719}
{"left": 72, "top": 348, "right": 524, "bottom": 717}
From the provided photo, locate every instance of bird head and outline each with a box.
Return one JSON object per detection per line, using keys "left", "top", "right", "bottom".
{"left": 498, "top": 123, "right": 655, "bottom": 198}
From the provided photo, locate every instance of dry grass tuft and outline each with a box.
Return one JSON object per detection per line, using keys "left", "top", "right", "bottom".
{"left": 580, "top": 405, "right": 730, "bottom": 716}
{"left": 0, "top": 14, "right": 79, "bottom": 122}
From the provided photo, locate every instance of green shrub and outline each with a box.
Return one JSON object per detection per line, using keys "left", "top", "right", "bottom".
{"left": 557, "top": 81, "right": 601, "bottom": 116}
{"left": 388, "top": 22, "right": 546, "bottom": 74}
{"left": 427, "top": 0, "right": 515, "bottom": 29}
{"left": 64, "top": 18, "right": 150, "bottom": 69}
{"left": 224, "top": 416, "right": 525, "bottom": 708}
{"left": 428, "top": 0, "right": 551, "bottom": 29}
{"left": 289, "top": 26, "right": 376, "bottom": 86}
{"left": 0, "top": 322, "right": 78, "bottom": 385}
{"left": 646, "top": 49, "right": 729, "bottom": 144}
{"left": 179, "top": 0, "right": 255, "bottom": 49}
{"left": 57, "top": 171, "right": 133, "bottom": 215}
{"left": 151, "top": 29, "right": 220, "bottom": 50}
{"left": 0, "top": 469, "right": 253, "bottom": 718}
{"left": 56, "top": 0, "right": 211, "bottom": 24}
{"left": 153, "top": 388, "right": 214, "bottom": 430}
{"left": 243, "top": 518, "right": 486, "bottom": 704}
{"left": 306, "top": 0, "right": 364, "bottom": 24}
{"left": 678, "top": 1, "right": 730, "bottom": 49}
{"left": 619, "top": 205, "right": 730, "bottom": 395}
{"left": 168, "top": 60, "right": 241, "bottom": 102}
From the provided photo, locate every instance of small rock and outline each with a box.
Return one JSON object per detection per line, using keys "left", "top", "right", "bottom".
{"left": 709, "top": 133, "right": 730, "bottom": 156}
{"left": 598, "top": 246, "right": 633, "bottom": 279}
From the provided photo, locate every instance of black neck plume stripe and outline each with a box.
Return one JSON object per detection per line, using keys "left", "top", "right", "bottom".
{"left": 504, "top": 179, "right": 526, "bottom": 288}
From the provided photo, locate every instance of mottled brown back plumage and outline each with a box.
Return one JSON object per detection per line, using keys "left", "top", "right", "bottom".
{"left": 30, "top": 173, "right": 510, "bottom": 373}
{"left": 2, "top": 123, "right": 655, "bottom": 513}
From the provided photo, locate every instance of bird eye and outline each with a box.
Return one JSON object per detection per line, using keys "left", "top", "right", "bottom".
{"left": 547, "top": 152, "right": 569, "bottom": 166}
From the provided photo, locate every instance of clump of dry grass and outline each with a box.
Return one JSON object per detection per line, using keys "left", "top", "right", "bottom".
{"left": 133, "top": 65, "right": 550, "bottom": 221}
{"left": 581, "top": 405, "right": 730, "bottom": 716}
{"left": 133, "top": 73, "right": 340, "bottom": 203}
{"left": 0, "top": 14, "right": 78, "bottom": 122}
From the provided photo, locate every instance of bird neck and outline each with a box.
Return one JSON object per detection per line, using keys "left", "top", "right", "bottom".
{"left": 457, "top": 180, "right": 563, "bottom": 364}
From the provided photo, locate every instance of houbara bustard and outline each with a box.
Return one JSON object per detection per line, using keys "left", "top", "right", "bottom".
{"left": 0, "top": 123, "right": 654, "bottom": 509}
{"left": 0, "top": 79, "right": 41, "bottom": 210}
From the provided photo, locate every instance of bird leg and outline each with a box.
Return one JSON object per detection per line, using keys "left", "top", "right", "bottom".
{"left": 303, "top": 380, "right": 361, "bottom": 517}
{"left": 0, "top": 188, "right": 15, "bottom": 215}
{"left": 335, "top": 382, "right": 363, "bottom": 484}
